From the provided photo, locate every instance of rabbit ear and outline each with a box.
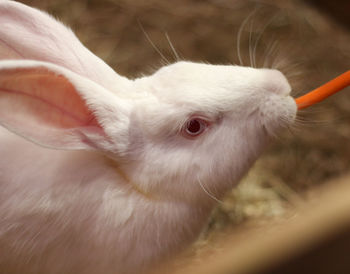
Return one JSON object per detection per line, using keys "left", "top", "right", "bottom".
{"left": 0, "top": 60, "right": 127, "bottom": 151}
{"left": 0, "top": 0, "right": 129, "bottom": 92}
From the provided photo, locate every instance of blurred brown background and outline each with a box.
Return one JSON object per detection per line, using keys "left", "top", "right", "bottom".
{"left": 17, "top": 0, "right": 350, "bottom": 238}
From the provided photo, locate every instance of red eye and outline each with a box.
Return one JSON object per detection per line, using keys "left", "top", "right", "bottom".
{"left": 182, "top": 118, "right": 209, "bottom": 138}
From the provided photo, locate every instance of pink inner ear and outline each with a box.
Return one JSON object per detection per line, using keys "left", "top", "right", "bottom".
{"left": 0, "top": 69, "right": 100, "bottom": 129}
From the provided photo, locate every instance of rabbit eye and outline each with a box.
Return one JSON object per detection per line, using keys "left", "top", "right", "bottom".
{"left": 182, "top": 118, "right": 209, "bottom": 138}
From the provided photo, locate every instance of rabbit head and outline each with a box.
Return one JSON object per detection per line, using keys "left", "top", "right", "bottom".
{"left": 123, "top": 62, "right": 296, "bottom": 202}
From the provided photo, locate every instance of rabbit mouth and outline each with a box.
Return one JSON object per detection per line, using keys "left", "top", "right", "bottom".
{"left": 258, "top": 95, "right": 297, "bottom": 136}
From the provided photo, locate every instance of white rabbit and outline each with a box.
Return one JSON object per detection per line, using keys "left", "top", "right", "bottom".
{"left": 0, "top": 1, "right": 297, "bottom": 273}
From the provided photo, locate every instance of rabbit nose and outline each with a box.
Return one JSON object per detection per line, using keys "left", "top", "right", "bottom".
{"left": 261, "top": 69, "right": 292, "bottom": 96}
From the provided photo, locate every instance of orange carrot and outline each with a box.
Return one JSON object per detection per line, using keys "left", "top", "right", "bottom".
{"left": 295, "top": 70, "right": 350, "bottom": 110}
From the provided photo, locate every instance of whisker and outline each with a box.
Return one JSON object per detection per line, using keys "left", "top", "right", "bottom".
{"left": 165, "top": 32, "right": 180, "bottom": 61}
{"left": 197, "top": 176, "right": 223, "bottom": 204}
{"left": 236, "top": 8, "right": 258, "bottom": 66}
{"left": 286, "top": 71, "right": 305, "bottom": 81}
{"left": 253, "top": 12, "right": 280, "bottom": 69}
{"left": 286, "top": 123, "right": 300, "bottom": 137}
{"left": 137, "top": 20, "right": 170, "bottom": 64}
{"left": 295, "top": 116, "right": 334, "bottom": 127}
{"left": 287, "top": 111, "right": 337, "bottom": 135}
{"left": 249, "top": 20, "right": 254, "bottom": 67}
{"left": 271, "top": 53, "right": 289, "bottom": 71}
{"left": 281, "top": 61, "right": 304, "bottom": 74}
{"left": 263, "top": 38, "right": 278, "bottom": 68}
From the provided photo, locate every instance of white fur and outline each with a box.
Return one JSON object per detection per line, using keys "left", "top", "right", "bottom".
{"left": 0, "top": 1, "right": 297, "bottom": 274}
